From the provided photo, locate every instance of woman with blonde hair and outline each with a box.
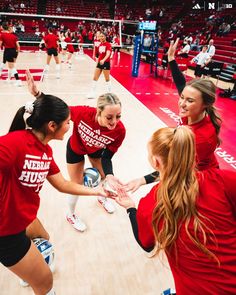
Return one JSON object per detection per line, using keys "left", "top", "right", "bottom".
{"left": 116, "top": 126, "right": 236, "bottom": 294}
{"left": 26, "top": 73, "right": 126, "bottom": 232}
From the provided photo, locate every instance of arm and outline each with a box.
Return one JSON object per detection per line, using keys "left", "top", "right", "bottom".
{"left": 16, "top": 40, "right": 20, "bottom": 52}
{"left": 125, "top": 171, "right": 160, "bottom": 193}
{"left": 167, "top": 38, "right": 186, "bottom": 94}
{"left": 115, "top": 193, "right": 155, "bottom": 252}
{"left": 25, "top": 69, "right": 44, "bottom": 98}
{"left": 47, "top": 172, "right": 107, "bottom": 197}
{"left": 100, "top": 50, "right": 111, "bottom": 64}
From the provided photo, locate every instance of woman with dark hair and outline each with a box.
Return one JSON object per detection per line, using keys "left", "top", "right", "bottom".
{"left": 116, "top": 126, "right": 236, "bottom": 294}
{"left": 125, "top": 38, "right": 222, "bottom": 192}
{"left": 0, "top": 89, "right": 107, "bottom": 295}
{"left": 87, "top": 31, "right": 112, "bottom": 99}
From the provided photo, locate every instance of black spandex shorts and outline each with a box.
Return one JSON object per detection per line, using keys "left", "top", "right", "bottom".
{"left": 3, "top": 48, "right": 18, "bottom": 63}
{"left": 47, "top": 48, "right": 58, "bottom": 56}
{"left": 0, "top": 230, "right": 31, "bottom": 267}
{"left": 96, "top": 61, "right": 110, "bottom": 70}
{"left": 66, "top": 140, "right": 103, "bottom": 164}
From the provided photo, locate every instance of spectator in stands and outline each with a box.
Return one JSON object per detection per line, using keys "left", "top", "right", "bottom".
{"left": 177, "top": 40, "right": 191, "bottom": 58}
{"left": 207, "top": 39, "right": 215, "bottom": 58}
{"left": 190, "top": 45, "right": 211, "bottom": 78}
{"left": 190, "top": 34, "right": 200, "bottom": 51}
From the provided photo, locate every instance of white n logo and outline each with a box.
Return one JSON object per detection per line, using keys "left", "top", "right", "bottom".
{"left": 208, "top": 3, "right": 215, "bottom": 9}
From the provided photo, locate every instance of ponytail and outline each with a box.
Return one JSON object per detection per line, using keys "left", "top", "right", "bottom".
{"left": 9, "top": 107, "right": 27, "bottom": 132}
{"left": 150, "top": 126, "right": 218, "bottom": 264}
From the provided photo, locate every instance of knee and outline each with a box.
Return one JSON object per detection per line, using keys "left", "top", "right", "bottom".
{"left": 32, "top": 269, "right": 53, "bottom": 295}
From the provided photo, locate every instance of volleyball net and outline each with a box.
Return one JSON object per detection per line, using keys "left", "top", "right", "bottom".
{"left": 0, "top": 12, "right": 135, "bottom": 51}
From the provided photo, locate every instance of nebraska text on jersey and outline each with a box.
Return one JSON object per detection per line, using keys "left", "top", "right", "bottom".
{"left": 78, "top": 121, "right": 114, "bottom": 148}
{"left": 18, "top": 153, "right": 52, "bottom": 191}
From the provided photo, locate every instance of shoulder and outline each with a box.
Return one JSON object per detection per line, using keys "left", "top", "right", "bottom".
{"left": 138, "top": 184, "right": 159, "bottom": 213}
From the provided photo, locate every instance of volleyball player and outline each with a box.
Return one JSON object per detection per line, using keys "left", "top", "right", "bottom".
{"left": 87, "top": 31, "right": 112, "bottom": 99}
{"left": 64, "top": 31, "right": 75, "bottom": 68}
{"left": 0, "top": 22, "right": 22, "bottom": 86}
{"left": 26, "top": 71, "right": 126, "bottom": 232}
{"left": 125, "top": 38, "right": 222, "bottom": 192}
{"left": 115, "top": 126, "right": 236, "bottom": 294}
{"left": 43, "top": 28, "right": 60, "bottom": 79}
{"left": 0, "top": 92, "right": 108, "bottom": 295}
{"left": 92, "top": 30, "right": 101, "bottom": 61}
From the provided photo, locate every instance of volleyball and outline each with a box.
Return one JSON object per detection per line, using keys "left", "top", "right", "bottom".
{"left": 83, "top": 167, "right": 101, "bottom": 188}
{"left": 33, "top": 238, "right": 55, "bottom": 272}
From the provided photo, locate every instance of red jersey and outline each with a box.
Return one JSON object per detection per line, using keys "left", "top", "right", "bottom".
{"left": 0, "top": 32, "right": 18, "bottom": 48}
{"left": 93, "top": 38, "right": 101, "bottom": 56}
{"left": 44, "top": 33, "right": 59, "bottom": 49}
{"left": 69, "top": 106, "right": 126, "bottom": 155}
{"left": 64, "top": 37, "right": 74, "bottom": 53}
{"left": 181, "top": 115, "right": 219, "bottom": 170}
{"left": 0, "top": 130, "right": 60, "bottom": 236}
{"left": 137, "top": 168, "right": 236, "bottom": 294}
{"left": 98, "top": 41, "right": 112, "bottom": 62}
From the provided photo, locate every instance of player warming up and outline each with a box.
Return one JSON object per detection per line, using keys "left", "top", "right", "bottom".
{"left": 26, "top": 71, "right": 126, "bottom": 233}
{"left": 87, "top": 31, "right": 112, "bottom": 99}
{"left": 116, "top": 126, "right": 236, "bottom": 294}
{"left": 0, "top": 22, "right": 22, "bottom": 86}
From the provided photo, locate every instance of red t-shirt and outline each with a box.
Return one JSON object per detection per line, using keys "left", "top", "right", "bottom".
{"left": 0, "top": 130, "right": 60, "bottom": 236}
{"left": 44, "top": 33, "right": 59, "bottom": 49}
{"left": 69, "top": 105, "right": 126, "bottom": 155}
{"left": 93, "top": 38, "right": 101, "bottom": 56}
{"left": 65, "top": 37, "right": 74, "bottom": 53}
{"left": 137, "top": 168, "right": 236, "bottom": 294}
{"left": 181, "top": 115, "right": 219, "bottom": 170}
{"left": 98, "top": 41, "right": 112, "bottom": 62}
{"left": 0, "top": 32, "right": 18, "bottom": 48}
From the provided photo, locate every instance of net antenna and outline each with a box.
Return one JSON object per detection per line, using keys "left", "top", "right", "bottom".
{"left": 1, "top": 12, "right": 123, "bottom": 48}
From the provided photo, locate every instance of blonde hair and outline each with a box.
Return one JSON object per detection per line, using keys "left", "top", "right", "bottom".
{"left": 97, "top": 93, "right": 121, "bottom": 113}
{"left": 150, "top": 126, "right": 218, "bottom": 263}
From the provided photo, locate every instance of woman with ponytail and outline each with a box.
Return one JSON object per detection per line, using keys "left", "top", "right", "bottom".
{"left": 116, "top": 126, "right": 236, "bottom": 294}
{"left": 125, "top": 38, "right": 222, "bottom": 192}
{"left": 0, "top": 95, "right": 107, "bottom": 295}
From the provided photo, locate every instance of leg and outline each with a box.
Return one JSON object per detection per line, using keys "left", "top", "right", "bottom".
{"left": 26, "top": 217, "right": 50, "bottom": 240}
{"left": 54, "top": 55, "right": 60, "bottom": 79}
{"left": 88, "top": 157, "right": 115, "bottom": 214}
{"left": 103, "top": 69, "right": 111, "bottom": 92}
{"left": 66, "top": 161, "right": 87, "bottom": 231}
{"left": 87, "top": 67, "right": 102, "bottom": 98}
{"left": 9, "top": 241, "right": 53, "bottom": 295}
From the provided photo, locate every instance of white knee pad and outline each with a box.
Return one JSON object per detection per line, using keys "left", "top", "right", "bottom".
{"left": 11, "top": 68, "right": 18, "bottom": 75}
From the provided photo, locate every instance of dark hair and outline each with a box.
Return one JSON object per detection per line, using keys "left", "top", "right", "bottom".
{"left": 9, "top": 95, "right": 70, "bottom": 135}
{"left": 2, "top": 22, "right": 9, "bottom": 30}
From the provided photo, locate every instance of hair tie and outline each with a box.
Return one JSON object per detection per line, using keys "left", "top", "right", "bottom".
{"left": 24, "top": 101, "right": 34, "bottom": 114}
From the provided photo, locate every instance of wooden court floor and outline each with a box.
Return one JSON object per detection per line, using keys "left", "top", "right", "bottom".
{"left": 0, "top": 51, "right": 174, "bottom": 295}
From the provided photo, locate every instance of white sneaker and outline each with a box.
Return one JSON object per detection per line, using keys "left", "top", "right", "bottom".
{"left": 86, "top": 91, "right": 96, "bottom": 99}
{"left": 19, "top": 279, "right": 29, "bottom": 287}
{"left": 98, "top": 197, "right": 115, "bottom": 214}
{"left": 66, "top": 214, "right": 87, "bottom": 232}
{"left": 15, "top": 80, "right": 22, "bottom": 87}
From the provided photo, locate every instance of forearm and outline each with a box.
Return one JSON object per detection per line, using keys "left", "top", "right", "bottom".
{"left": 101, "top": 156, "right": 113, "bottom": 175}
{"left": 144, "top": 171, "right": 159, "bottom": 184}
{"left": 127, "top": 208, "right": 154, "bottom": 252}
{"left": 168, "top": 59, "right": 186, "bottom": 94}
